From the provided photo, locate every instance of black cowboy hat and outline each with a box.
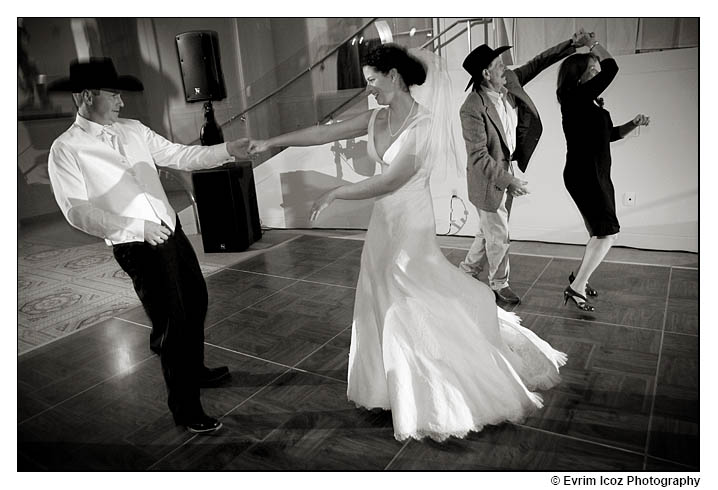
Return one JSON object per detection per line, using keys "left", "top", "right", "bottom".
{"left": 48, "top": 57, "right": 144, "bottom": 93}
{"left": 462, "top": 44, "right": 512, "bottom": 91}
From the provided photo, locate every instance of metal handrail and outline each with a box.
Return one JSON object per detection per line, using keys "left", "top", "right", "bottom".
{"left": 318, "top": 18, "right": 492, "bottom": 125}
{"left": 420, "top": 17, "right": 491, "bottom": 50}
{"left": 221, "top": 17, "right": 379, "bottom": 129}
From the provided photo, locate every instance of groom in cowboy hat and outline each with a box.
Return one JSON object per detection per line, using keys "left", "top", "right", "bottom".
{"left": 47, "top": 57, "right": 251, "bottom": 433}
{"left": 458, "top": 30, "right": 591, "bottom": 305}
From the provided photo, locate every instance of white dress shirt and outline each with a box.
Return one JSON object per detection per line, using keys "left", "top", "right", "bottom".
{"left": 48, "top": 114, "right": 233, "bottom": 245}
{"left": 483, "top": 87, "right": 518, "bottom": 157}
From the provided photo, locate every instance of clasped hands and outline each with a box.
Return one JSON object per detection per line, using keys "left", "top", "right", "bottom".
{"left": 226, "top": 138, "right": 272, "bottom": 158}
{"left": 572, "top": 27, "right": 595, "bottom": 48}
{"left": 227, "top": 138, "right": 270, "bottom": 157}
{"left": 226, "top": 137, "right": 271, "bottom": 160}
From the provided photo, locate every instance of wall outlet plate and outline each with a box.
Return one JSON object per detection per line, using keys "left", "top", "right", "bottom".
{"left": 623, "top": 192, "right": 636, "bottom": 206}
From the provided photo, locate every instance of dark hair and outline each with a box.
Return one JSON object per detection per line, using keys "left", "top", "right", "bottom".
{"left": 362, "top": 43, "right": 426, "bottom": 87}
{"left": 556, "top": 53, "right": 599, "bottom": 104}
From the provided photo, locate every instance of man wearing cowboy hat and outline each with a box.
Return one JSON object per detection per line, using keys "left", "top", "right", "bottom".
{"left": 47, "top": 57, "right": 251, "bottom": 433}
{"left": 458, "top": 30, "right": 592, "bottom": 305}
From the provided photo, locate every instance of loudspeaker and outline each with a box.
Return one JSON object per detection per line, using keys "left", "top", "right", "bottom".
{"left": 191, "top": 162, "right": 262, "bottom": 253}
{"left": 176, "top": 30, "right": 226, "bottom": 102}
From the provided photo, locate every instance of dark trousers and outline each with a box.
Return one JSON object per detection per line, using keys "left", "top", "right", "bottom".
{"left": 113, "top": 218, "right": 208, "bottom": 420}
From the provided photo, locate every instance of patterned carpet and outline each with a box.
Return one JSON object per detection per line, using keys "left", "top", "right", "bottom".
{"left": 18, "top": 239, "right": 225, "bottom": 354}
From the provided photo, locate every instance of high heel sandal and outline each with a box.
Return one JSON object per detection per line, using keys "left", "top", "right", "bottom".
{"left": 569, "top": 272, "right": 598, "bottom": 297}
{"left": 563, "top": 286, "right": 595, "bottom": 311}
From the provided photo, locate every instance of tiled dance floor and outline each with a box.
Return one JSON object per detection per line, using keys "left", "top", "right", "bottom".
{"left": 18, "top": 234, "right": 698, "bottom": 471}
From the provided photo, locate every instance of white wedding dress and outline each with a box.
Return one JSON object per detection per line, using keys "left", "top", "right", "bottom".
{"left": 346, "top": 107, "right": 567, "bottom": 442}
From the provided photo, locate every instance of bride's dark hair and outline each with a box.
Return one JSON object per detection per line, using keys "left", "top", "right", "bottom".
{"left": 362, "top": 43, "right": 427, "bottom": 87}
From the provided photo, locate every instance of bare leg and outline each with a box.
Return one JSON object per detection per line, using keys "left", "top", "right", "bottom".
{"left": 571, "top": 234, "right": 618, "bottom": 297}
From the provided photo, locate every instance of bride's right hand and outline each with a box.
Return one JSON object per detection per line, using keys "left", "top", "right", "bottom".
{"left": 310, "top": 189, "right": 337, "bottom": 223}
{"left": 248, "top": 139, "right": 270, "bottom": 154}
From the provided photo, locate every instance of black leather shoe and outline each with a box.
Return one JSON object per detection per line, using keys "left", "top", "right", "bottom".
{"left": 494, "top": 286, "right": 521, "bottom": 304}
{"left": 174, "top": 414, "right": 223, "bottom": 434}
{"left": 199, "top": 366, "right": 230, "bottom": 387}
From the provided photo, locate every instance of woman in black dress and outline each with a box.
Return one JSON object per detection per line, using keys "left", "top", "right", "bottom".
{"left": 556, "top": 34, "right": 650, "bottom": 311}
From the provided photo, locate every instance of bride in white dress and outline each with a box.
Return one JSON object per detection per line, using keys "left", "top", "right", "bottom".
{"left": 248, "top": 43, "right": 566, "bottom": 442}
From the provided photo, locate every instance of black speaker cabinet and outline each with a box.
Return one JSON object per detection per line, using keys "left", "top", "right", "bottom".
{"left": 192, "top": 162, "right": 262, "bottom": 253}
{"left": 176, "top": 30, "right": 226, "bottom": 102}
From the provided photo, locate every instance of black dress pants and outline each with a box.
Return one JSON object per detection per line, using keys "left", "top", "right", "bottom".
{"left": 113, "top": 218, "right": 208, "bottom": 420}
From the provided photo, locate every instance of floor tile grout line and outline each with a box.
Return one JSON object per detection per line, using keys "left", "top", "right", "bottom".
{"left": 315, "top": 234, "right": 365, "bottom": 242}
{"left": 146, "top": 432, "right": 199, "bottom": 470}
{"left": 207, "top": 327, "right": 352, "bottom": 384}
{"left": 512, "top": 422, "right": 648, "bottom": 458}
{"left": 384, "top": 439, "right": 412, "bottom": 470}
{"left": 642, "top": 266, "right": 673, "bottom": 470}
{"left": 519, "top": 257, "right": 555, "bottom": 300}
{"left": 217, "top": 370, "right": 292, "bottom": 432}
{"left": 18, "top": 354, "right": 157, "bottom": 427}
{"left": 225, "top": 242, "right": 361, "bottom": 284}
{"left": 113, "top": 316, "right": 152, "bottom": 330}
{"left": 296, "top": 278, "right": 356, "bottom": 290}
{"left": 204, "top": 279, "right": 302, "bottom": 331}
{"left": 438, "top": 247, "right": 697, "bottom": 269}
{"left": 203, "top": 342, "right": 302, "bottom": 371}
{"left": 259, "top": 233, "right": 304, "bottom": 250}
{"left": 515, "top": 309, "right": 697, "bottom": 336}
{"left": 292, "top": 245, "right": 364, "bottom": 281}
{"left": 289, "top": 324, "right": 353, "bottom": 376}
{"left": 221, "top": 266, "right": 358, "bottom": 291}
{"left": 223, "top": 267, "right": 305, "bottom": 281}
{"left": 642, "top": 454, "right": 699, "bottom": 470}
{"left": 218, "top": 369, "right": 290, "bottom": 420}
{"left": 642, "top": 329, "right": 696, "bottom": 338}
{"left": 288, "top": 366, "right": 347, "bottom": 385}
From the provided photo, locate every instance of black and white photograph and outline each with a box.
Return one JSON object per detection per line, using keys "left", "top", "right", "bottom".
{"left": 14, "top": 10, "right": 703, "bottom": 483}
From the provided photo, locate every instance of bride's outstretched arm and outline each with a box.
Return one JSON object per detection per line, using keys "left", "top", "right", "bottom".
{"left": 310, "top": 145, "right": 419, "bottom": 221}
{"left": 249, "top": 110, "right": 373, "bottom": 153}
